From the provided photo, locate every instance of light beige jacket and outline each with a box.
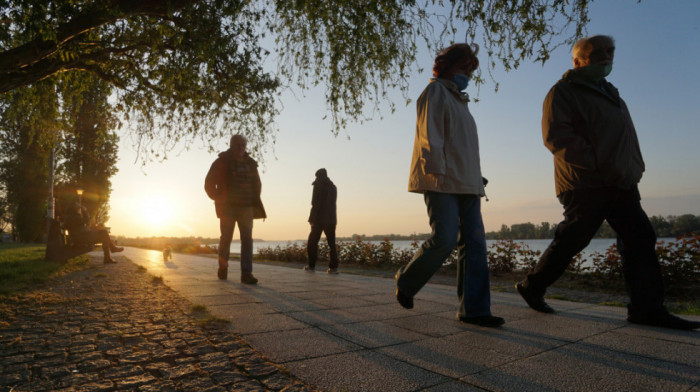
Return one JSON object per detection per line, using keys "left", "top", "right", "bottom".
{"left": 408, "top": 78, "right": 485, "bottom": 196}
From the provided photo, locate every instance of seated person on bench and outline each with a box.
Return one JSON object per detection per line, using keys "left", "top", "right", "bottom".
{"left": 64, "top": 202, "right": 123, "bottom": 264}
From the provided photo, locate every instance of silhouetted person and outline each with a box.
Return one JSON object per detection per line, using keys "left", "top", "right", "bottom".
{"left": 205, "top": 134, "right": 266, "bottom": 284}
{"left": 395, "top": 43, "right": 504, "bottom": 328}
{"left": 63, "top": 202, "right": 123, "bottom": 264}
{"left": 304, "top": 168, "right": 339, "bottom": 274}
{"left": 516, "top": 35, "right": 699, "bottom": 330}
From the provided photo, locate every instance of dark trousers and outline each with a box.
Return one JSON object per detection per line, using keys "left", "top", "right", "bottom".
{"left": 218, "top": 207, "right": 254, "bottom": 274}
{"left": 307, "top": 223, "right": 338, "bottom": 269}
{"left": 524, "top": 187, "right": 664, "bottom": 313}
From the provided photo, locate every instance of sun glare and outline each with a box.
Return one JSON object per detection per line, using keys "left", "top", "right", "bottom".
{"left": 140, "top": 195, "right": 174, "bottom": 228}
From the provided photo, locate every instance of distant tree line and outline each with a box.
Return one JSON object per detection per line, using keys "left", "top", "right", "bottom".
{"left": 485, "top": 214, "right": 700, "bottom": 240}
{"left": 338, "top": 214, "right": 700, "bottom": 241}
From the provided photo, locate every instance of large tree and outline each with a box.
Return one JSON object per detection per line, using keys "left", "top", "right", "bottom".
{"left": 0, "top": 80, "right": 60, "bottom": 242}
{"left": 0, "top": 0, "right": 592, "bottom": 161}
{"left": 55, "top": 73, "right": 119, "bottom": 226}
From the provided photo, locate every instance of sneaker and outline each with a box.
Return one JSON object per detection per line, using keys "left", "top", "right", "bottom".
{"left": 458, "top": 315, "right": 505, "bottom": 328}
{"left": 111, "top": 246, "right": 124, "bottom": 253}
{"left": 516, "top": 281, "right": 555, "bottom": 313}
{"left": 241, "top": 273, "right": 258, "bottom": 285}
{"left": 628, "top": 309, "right": 700, "bottom": 330}
{"left": 326, "top": 268, "right": 339, "bottom": 275}
{"left": 217, "top": 267, "right": 227, "bottom": 280}
{"left": 396, "top": 288, "right": 414, "bottom": 309}
{"left": 303, "top": 266, "right": 315, "bottom": 272}
{"left": 103, "top": 258, "right": 117, "bottom": 264}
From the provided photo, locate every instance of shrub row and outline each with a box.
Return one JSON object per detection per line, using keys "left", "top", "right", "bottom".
{"left": 257, "top": 235, "right": 699, "bottom": 288}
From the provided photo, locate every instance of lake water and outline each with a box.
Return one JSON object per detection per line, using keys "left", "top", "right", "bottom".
{"left": 227, "top": 237, "right": 678, "bottom": 259}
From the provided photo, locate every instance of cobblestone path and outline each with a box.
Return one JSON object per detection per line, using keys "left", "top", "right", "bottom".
{"left": 0, "top": 257, "right": 316, "bottom": 392}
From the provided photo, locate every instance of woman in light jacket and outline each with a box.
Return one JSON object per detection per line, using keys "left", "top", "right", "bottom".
{"left": 395, "top": 43, "right": 504, "bottom": 327}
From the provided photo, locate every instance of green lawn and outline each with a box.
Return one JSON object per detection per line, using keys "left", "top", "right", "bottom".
{"left": 0, "top": 243, "right": 90, "bottom": 296}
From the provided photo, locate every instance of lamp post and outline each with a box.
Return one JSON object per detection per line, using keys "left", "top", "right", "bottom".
{"left": 76, "top": 188, "right": 83, "bottom": 208}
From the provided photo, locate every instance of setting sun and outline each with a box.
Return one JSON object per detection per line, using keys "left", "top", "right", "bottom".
{"left": 139, "top": 194, "right": 174, "bottom": 228}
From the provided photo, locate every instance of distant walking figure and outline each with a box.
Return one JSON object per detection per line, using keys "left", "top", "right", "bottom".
{"left": 205, "top": 134, "right": 266, "bottom": 284}
{"left": 394, "top": 43, "right": 504, "bottom": 328}
{"left": 516, "top": 35, "right": 699, "bottom": 330}
{"left": 304, "top": 168, "right": 339, "bottom": 274}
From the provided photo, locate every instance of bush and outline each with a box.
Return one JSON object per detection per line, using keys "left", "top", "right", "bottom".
{"left": 255, "top": 235, "right": 700, "bottom": 289}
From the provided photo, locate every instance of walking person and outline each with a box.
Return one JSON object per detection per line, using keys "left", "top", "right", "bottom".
{"left": 205, "top": 134, "right": 266, "bottom": 284}
{"left": 394, "top": 43, "right": 504, "bottom": 328}
{"left": 304, "top": 168, "right": 339, "bottom": 274}
{"left": 516, "top": 35, "right": 699, "bottom": 330}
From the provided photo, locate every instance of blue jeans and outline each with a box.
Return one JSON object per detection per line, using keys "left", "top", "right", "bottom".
{"left": 396, "top": 192, "right": 492, "bottom": 317}
{"left": 218, "top": 206, "right": 254, "bottom": 274}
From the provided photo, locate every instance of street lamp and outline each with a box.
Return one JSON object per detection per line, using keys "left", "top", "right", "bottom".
{"left": 76, "top": 188, "right": 83, "bottom": 208}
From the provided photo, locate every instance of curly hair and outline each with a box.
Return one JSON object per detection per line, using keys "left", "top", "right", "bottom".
{"left": 433, "top": 43, "right": 479, "bottom": 78}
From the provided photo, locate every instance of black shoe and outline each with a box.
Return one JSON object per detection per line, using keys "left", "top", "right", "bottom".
{"left": 241, "top": 273, "right": 258, "bottom": 285}
{"left": 217, "top": 267, "right": 227, "bottom": 280}
{"left": 516, "top": 281, "right": 555, "bottom": 313}
{"left": 396, "top": 288, "right": 414, "bottom": 309}
{"left": 628, "top": 310, "right": 700, "bottom": 330}
{"left": 458, "top": 315, "right": 505, "bottom": 328}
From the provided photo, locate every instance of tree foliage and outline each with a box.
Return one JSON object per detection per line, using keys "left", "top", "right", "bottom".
{"left": 1, "top": 0, "right": 594, "bottom": 161}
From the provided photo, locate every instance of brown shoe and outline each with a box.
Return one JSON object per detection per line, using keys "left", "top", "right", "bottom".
{"left": 111, "top": 246, "right": 124, "bottom": 253}
{"left": 103, "top": 258, "right": 117, "bottom": 264}
{"left": 241, "top": 273, "right": 258, "bottom": 285}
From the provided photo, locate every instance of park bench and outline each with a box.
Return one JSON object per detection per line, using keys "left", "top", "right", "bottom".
{"left": 44, "top": 217, "right": 101, "bottom": 262}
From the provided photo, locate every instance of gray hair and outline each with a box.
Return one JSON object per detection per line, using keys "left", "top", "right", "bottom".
{"left": 572, "top": 35, "right": 615, "bottom": 61}
{"left": 229, "top": 134, "right": 247, "bottom": 148}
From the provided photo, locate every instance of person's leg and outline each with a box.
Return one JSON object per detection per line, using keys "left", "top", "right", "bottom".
{"left": 235, "top": 207, "right": 255, "bottom": 276}
{"left": 307, "top": 224, "right": 323, "bottom": 269}
{"left": 218, "top": 216, "right": 235, "bottom": 279}
{"left": 523, "top": 190, "right": 607, "bottom": 293}
{"left": 97, "top": 230, "right": 112, "bottom": 262}
{"left": 324, "top": 224, "right": 339, "bottom": 270}
{"left": 396, "top": 192, "right": 459, "bottom": 298}
{"left": 606, "top": 188, "right": 664, "bottom": 313}
{"left": 455, "top": 196, "right": 492, "bottom": 318}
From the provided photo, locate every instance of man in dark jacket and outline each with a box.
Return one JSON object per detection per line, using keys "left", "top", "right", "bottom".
{"left": 516, "top": 35, "right": 699, "bottom": 330}
{"left": 304, "top": 168, "right": 339, "bottom": 274}
{"left": 205, "top": 134, "right": 266, "bottom": 284}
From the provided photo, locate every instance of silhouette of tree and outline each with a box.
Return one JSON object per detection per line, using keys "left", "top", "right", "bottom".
{"left": 1, "top": 0, "right": 595, "bottom": 161}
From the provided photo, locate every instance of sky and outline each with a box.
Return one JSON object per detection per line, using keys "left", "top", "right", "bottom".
{"left": 107, "top": 1, "right": 700, "bottom": 241}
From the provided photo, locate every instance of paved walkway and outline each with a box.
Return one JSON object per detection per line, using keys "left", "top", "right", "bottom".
{"left": 121, "top": 247, "right": 699, "bottom": 392}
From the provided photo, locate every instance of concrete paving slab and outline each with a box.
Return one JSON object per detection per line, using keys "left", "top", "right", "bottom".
{"left": 221, "top": 312, "right": 308, "bottom": 335}
{"left": 462, "top": 342, "right": 700, "bottom": 392}
{"left": 422, "top": 380, "right": 486, "bottom": 391}
{"left": 378, "top": 336, "right": 518, "bottom": 378}
{"left": 435, "top": 328, "right": 569, "bottom": 358}
{"left": 504, "top": 312, "right": 625, "bottom": 342}
{"left": 285, "top": 350, "right": 449, "bottom": 392}
{"left": 317, "top": 320, "right": 428, "bottom": 349}
{"left": 582, "top": 331, "right": 700, "bottom": 366}
{"left": 384, "top": 313, "right": 467, "bottom": 337}
{"left": 243, "top": 327, "right": 362, "bottom": 362}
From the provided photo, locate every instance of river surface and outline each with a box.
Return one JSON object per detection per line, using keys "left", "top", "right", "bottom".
{"left": 227, "top": 237, "right": 678, "bottom": 259}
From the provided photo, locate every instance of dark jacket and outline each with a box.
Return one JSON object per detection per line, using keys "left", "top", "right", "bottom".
{"left": 204, "top": 149, "right": 266, "bottom": 219}
{"left": 542, "top": 69, "right": 645, "bottom": 196}
{"left": 308, "top": 175, "right": 337, "bottom": 226}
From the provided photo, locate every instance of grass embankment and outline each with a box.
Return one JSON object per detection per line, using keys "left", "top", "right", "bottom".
{"left": 0, "top": 243, "right": 90, "bottom": 296}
